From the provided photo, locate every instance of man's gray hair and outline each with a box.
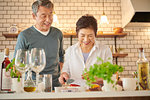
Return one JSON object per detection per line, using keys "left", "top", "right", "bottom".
{"left": 32, "top": 0, "right": 54, "bottom": 15}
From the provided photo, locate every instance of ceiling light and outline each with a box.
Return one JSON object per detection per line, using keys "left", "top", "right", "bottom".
{"left": 100, "top": 0, "right": 109, "bottom": 24}
{"left": 53, "top": 11, "right": 59, "bottom": 24}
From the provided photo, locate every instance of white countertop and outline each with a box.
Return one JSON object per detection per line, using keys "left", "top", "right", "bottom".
{"left": 0, "top": 90, "right": 150, "bottom": 99}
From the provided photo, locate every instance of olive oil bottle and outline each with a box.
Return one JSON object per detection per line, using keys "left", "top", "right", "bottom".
{"left": 24, "top": 69, "right": 36, "bottom": 92}
{"left": 137, "top": 48, "right": 149, "bottom": 90}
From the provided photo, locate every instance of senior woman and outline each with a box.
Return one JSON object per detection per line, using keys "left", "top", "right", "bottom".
{"left": 59, "top": 14, "right": 112, "bottom": 86}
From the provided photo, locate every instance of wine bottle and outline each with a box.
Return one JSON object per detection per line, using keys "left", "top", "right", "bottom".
{"left": 137, "top": 48, "right": 149, "bottom": 90}
{"left": 1, "top": 48, "right": 11, "bottom": 91}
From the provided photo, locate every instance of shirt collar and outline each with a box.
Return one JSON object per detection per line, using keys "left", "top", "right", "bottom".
{"left": 33, "top": 25, "right": 50, "bottom": 36}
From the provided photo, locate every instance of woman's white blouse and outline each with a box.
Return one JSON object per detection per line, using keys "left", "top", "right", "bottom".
{"left": 61, "top": 42, "right": 112, "bottom": 86}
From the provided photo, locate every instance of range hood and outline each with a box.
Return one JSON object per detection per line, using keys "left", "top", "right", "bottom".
{"left": 121, "top": 0, "right": 150, "bottom": 27}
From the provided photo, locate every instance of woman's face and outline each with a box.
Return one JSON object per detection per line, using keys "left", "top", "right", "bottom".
{"left": 78, "top": 28, "right": 96, "bottom": 48}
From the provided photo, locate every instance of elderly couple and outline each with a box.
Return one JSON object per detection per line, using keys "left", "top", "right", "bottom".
{"left": 14, "top": 0, "right": 112, "bottom": 89}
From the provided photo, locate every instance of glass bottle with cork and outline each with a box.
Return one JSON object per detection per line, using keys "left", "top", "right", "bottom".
{"left": 1, "top": 48, "right": 11, "bottom": 91}
{"left": 137, "top": 48, "right": 149, "bottom": 90}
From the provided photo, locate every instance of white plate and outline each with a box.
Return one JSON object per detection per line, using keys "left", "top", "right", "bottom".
{"left": 54, "top": 87, "right": 86, "bottom": 93}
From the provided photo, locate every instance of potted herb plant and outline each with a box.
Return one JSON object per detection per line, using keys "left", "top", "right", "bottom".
{"left": 6, "top": 58, "right": 22, "bottom": 92}
{"left": 6, "top": 58, "right": 21, "bottom": 81}
{"left": 82, "top": 57, "right": 123, "bottom": 91}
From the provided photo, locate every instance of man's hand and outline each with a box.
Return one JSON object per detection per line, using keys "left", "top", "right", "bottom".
{"left": 59, "top": 72, "right": 69, "bottom": 84}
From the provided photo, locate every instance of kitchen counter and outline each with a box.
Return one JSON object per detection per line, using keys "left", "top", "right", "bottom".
{"left": 0, "top": 90, "right": 150, "bottom": 100}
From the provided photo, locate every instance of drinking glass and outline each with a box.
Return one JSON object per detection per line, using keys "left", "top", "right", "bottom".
{"left": 30, "top": 48, "right": 46, "bottom": 92}
{"left": 15, "top": 49, "right": 30, "bottom": 92}
{"left": 122, "top": 78, "right": 137, "bottom": 91}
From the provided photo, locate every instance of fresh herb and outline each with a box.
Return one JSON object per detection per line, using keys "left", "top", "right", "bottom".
{"left": 6, "top": 58, "right": 21, "bottom": 82}
{"left": 82, "top": 57, "right": 124, "bottom": 87}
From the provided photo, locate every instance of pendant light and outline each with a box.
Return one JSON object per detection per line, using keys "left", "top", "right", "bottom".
{"left": 100, "top": 0, "right": 109, "bottom": 24}
{"left": 53, "top": 11, "right": 59, "bottom": 24}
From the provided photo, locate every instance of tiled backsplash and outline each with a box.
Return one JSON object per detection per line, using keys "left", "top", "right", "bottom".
{"left": 0, "top": 0, "right": 150, "bottom": 77}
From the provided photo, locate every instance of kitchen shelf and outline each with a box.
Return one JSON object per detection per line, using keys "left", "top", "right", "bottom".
{"left": 63, "top": 34, "right": 77, "bottom": 38}
{"left": 113, "top": 53, "right": 128, "bottom": 58}
{"left": 63, "top": 33, "right": 127, "bottom": 38}
{"left": 97, "top": 33, "right": 127, "bottom": 38}
{"left": 2, "top": 33, "right": 18, "bottom": 38}
{"left": 2, "top": 33, "right": 127, "bottom": 38}
{"left": 63, "top": 33, "right": 127, "bottom": 46}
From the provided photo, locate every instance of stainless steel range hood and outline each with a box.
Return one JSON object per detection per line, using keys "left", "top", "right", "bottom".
{"left": 121, "top": 0, "right": 150, "bottom": 27}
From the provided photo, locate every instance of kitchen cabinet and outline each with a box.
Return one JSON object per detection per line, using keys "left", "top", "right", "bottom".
{"left": 64, "top": 33, "right": 128, "bottom": 64}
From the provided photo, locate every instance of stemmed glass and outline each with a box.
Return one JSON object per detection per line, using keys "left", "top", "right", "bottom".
{"left": 30, "top": 48, "right": 46, "bottom": 92}
{"left": 15, "top": 49, "right": 30, "bottom": 92}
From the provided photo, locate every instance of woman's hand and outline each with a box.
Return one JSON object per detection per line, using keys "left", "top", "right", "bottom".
{"left": 59, "top": 72, "right": 69, "bottom": 84}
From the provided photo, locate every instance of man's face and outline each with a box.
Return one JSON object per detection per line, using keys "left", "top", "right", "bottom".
{"left": 33, "top": 6, "right": 53, "bottom": 32}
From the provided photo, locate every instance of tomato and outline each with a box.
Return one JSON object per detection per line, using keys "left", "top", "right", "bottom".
{"left": 70, "top": 84, "right": 80, "bottom": 87}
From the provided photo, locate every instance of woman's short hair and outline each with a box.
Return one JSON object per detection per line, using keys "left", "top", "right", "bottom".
{"left": 76, "top": 14, "right": 97, "bottom": 36}
{"left": 32, "top": 0, "right": 54, "bottom": 16}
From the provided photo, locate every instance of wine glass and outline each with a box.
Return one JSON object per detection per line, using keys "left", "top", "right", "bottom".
{"left": 15, "top": 49, "right": 30, "bottom": 92}
{"left": 30, "top": 48, "right": 46, "bottom": 92}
